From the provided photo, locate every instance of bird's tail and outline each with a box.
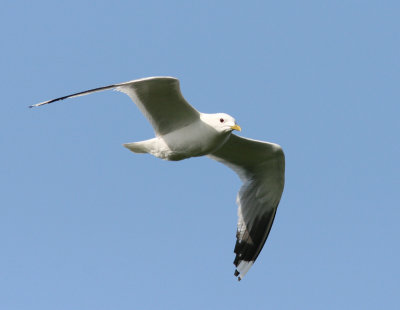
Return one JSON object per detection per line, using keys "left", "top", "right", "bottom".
{"left": 123, "top": 139, "right": 157, "bottom": 154}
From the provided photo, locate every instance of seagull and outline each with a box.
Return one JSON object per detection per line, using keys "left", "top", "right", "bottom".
{"left": 30, "top": 76, "right": 285, "bottom": 281}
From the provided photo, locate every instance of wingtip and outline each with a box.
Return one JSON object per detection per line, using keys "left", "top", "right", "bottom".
{"left": 233, "top": 260, "right": 254, "bottom": 281}
{"left": 234, "top": 269, "right": 242, "bottom": 281}
{"left": 29, "top": 101, "right": 49, "bottom": 108}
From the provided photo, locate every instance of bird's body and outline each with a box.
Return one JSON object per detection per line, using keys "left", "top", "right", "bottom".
{"left": 31, "top": 76, "right": 285, "bottom": 281}
{"left": 125, "top": 113, "right": 233, "bottom": 161}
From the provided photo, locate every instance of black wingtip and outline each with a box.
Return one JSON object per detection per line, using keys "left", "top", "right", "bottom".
{"left": 234, "top": 269, "right": 242, "bottom": 281}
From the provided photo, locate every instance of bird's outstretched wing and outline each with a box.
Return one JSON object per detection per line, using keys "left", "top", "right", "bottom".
{"left": 208, "top": 134, "right": 285, "bottom": 281}
{"left": 30, "top": 77, "right": 200, "bottom": 135}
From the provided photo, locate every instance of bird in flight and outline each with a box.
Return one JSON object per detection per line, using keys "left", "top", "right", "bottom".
{"left": 31, "top": 76, "right": 285, "bottom": 281}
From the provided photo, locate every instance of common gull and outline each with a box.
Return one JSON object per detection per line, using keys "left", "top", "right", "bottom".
{"left": 30, "top": 76, "right": 285, "bottom": 281}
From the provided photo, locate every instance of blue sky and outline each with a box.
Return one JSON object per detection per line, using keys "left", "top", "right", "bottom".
{"left": 1, "top": 1, "right": 399, "bottom": 309}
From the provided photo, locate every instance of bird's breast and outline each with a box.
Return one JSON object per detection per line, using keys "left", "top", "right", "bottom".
{"left": 158, "top": 122, "right": 229, "bottom": 161}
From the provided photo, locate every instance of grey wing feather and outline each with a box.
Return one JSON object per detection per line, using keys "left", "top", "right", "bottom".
{"left": 208, "top": 134, "right": 285, "bottom": 280}
{"left": 116, "top": 77, "right": 200, "bottom": 135}
{"left": 31, "top": 76, "right": 200, "bottom": 135}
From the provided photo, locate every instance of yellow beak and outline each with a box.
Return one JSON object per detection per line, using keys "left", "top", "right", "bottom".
{"left": 231, "top": 124, "right": 242, "bottom": 132}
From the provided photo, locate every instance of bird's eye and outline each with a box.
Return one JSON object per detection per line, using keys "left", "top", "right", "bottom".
{"left": 220, "top": 118, "right": 224, "bottom": 123}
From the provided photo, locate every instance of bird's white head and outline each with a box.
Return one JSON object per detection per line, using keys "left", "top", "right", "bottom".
{"left": 201, "top": 113, "right": 242, "bottom": 133}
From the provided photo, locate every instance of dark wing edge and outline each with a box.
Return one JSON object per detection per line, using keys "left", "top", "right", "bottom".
{"left": 30, "top": 77, "right": 175, "bottom": 108}
{"left": 31, "top": 76, "right": 200, "bottom": 135}
{"left": 29, "top": 83, "right": 119, "bottom": 108}
{"left": 208, "top": 134, "right": 285, "bottom": 281}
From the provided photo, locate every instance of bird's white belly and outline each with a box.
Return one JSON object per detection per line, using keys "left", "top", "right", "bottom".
{"left": 152, "top": 122, "right": 230, "bottom": 161}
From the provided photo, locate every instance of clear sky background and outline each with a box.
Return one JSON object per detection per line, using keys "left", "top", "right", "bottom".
{"left": 1, "top": 1, "right": 399, "bottom": 309}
